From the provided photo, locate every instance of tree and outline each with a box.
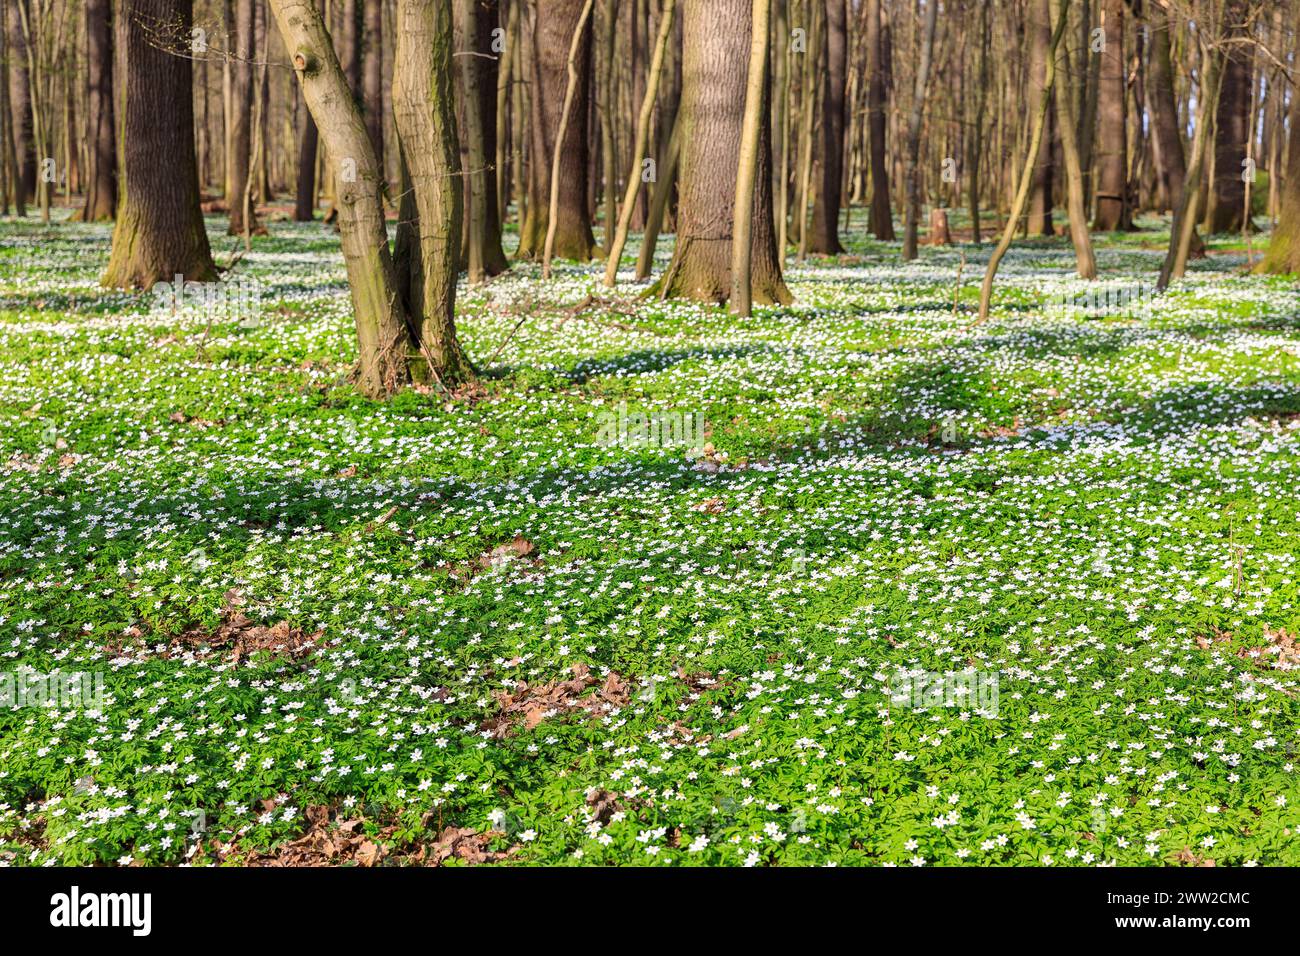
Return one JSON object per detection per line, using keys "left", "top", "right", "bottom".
{"left": 455, "top": 0, "right": 509, "bottom": 282}
{"left": 75, "top": 0, "right": 115, "bottom": 222}
{"left": 1026, "top": 0, "right": 1056, "bottom": 236}
{"left": 901, "top": 0, "right": 938, "bottom": 260}
{"left": 655, "top": 0, "right": 789, "bottom": 305}
{"left": 103, "top": 0, "right": 216, "bottom": 289}
{"left": 1052, "top": 0, "right": 1095, "bottom": 277}
{"left": 731, "top": 0, "right": 771, "bottom": 315}
{"left": 808, "top": 0, "right": 846, "bottom": 254}
{"left": 1092, "top": 0, "right": 1130, "bottom": 230}
{"left": 228, "top": 0, "right": 263, "bottom": 236}
{"left": 5, "top": 0, "right": 33, "bottom": 209}
{"left": 1204, "top": 0, "right": 1254, "bottom": 234}
{"left": 1146, "top": 1, "right": 1203, "bottom": 254}
{"left": 517, "top": 0, "right": 597, "bottom": 261}
{"left": 978, "top": 0, "right": 1068, "bottom": 320}
{"left": 1260, "top": 65, "right": 1300, "bottom": 274}
{"left": 269, "top": 0, "right": 470, "bottom": 399}
{"left": 864, "top": 0, "right": 893, "bottom": 240}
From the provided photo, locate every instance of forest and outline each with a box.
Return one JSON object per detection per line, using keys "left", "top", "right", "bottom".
{"left": 0, "top": 0, "right": 1297, "bottom": 876}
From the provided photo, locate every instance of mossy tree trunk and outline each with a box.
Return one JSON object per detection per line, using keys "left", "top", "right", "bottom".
{"left": 656, "top": 0, "right": 790, "bottom": 306}
{"left": 270, "top": 0, "right": 472, "bottom": 398}
{"left": 517, "top": 0, "right": 597, "bottom": 261}
{"left": 103, "top": 0, "right": 216, "bottom": 290}
{"left": 1260, "top": 60, "right": 1300, "bottom": 274}
{"left": 393, "top": 0, "right": 473, "bottom": 384}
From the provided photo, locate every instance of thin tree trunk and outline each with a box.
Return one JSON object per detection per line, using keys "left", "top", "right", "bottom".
{"left": 731, "top": 0, "right": 771, "bottom": 315}
{"left": 603, "top": 0, "right": 674, "bottom": 287}
{"left": 865, "top": 0, "right": 892, "bottom": 239}
{"left": 76, "top": 0, "right": 115, "bottom": 221}
{"left": 901, "top": 0, "right": 938, "bottom": 260}
{"left": 456, "top": 0, "right": 509, "bottom": 281}
{"left": 227, "top": 0, "right": 261, "bottom": 235}
{"left": 1051, "top": 0, "right": 1094, "bottom": 277}
{"left": 977, "top": 0, "right": 1067, "bottom": 321}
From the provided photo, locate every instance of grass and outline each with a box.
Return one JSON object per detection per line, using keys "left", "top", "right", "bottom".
{"left": 0, "top": 208, "right": 1298, "bottom": 866}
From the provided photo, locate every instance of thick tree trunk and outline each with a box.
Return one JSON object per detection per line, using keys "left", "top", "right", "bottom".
{"left": 865, "top": 0, "right": 893, "bottom": 240}
{"left": 517, "top": 0, "right": 597, "bottom": 261}
{"left": 809, "top": 0, "right": 846, "bottom": 254}
{"left": 1259, "top": 53, "right": 1300, "bottom": 274}
{"left": 227, "top": 0, "right": 262, "bottom": 235}
{"left": 76, "top": 0, "right": 116, "bottom": 222}
{"left": 1204, "top": 0, "right": 1253, "bottom": 234}
{"left": 103, "top": 0, "right": 216, "bottom": 289}
{"left": 1092, "top": 0, "right": 1129, "bottom": 230}
{"left": 455, "top": 0, "right": 509, "bottom": 282}
{"left": 656, "top": 0, "right": 789, "bottom": 305}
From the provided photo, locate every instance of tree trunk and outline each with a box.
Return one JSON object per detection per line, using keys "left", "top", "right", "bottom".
{"left": 517, "top": 0, "right": 597, "bottom": 261}
{"left": 865, "top": 0, "right": 893, "bottom": 240}
{"left": 227, "top": 0, "right": 262, "bottom": 235}
{"left": 977, "top": 0, "right": 1067, "bottom": 321}
{"left": 1092, "top": 0, "right": 1129, "bottom": 230}
{"left": 1052, "top": 0, "right": 1095, "bottom": 277}
{"left": 455, "top": 0, "right": 509, "bottom": 281}
{"left": 1204, "top": 0, "right": 1253, "bottom": 234}
{"left": 731, "top": 0, "right": 771, "bottom": 314}
{"left": 103, "top": 0, "right": 217, "bottom": 289}
{"left": 6, "top": 0, "right": 33, "bottom": 207}
{"left": 270, "top": 0, "right": 416, "bottom": 397}
{"left": 967, "top": 0, "right": 989, "bottom": 243}
{"left": 363, "top": 0, "right": 384, "bottom": 165}
{"left": 809, "top": 0, "right": 846, "bottom": 254}
{"left": 393, "top": 0, "right": 472, "bottom": 383}
{"left": 603, "top": 0, "right": 675, "bottom": 287}
{"left": 1260, "top": 61, "right": 1300, "bottom": 274}
{"left": 1027, "top": 0, "right": 1055, "bottom": 236}
{"left": 294, "top": 72, "right": 319, "bottom": 218}
{"left": 76, "top": 0, "right": 115, "bottom": 222}
{"left": 656, "top": 0, "right": 790, "bottom": 305}
{"left": 901, "top": 0, "right": 938, "bottom": 260}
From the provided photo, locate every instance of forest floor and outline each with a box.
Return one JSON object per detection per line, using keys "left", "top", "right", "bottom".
{"left": 1, "top": 211, "right": 1299, "bottom": 866}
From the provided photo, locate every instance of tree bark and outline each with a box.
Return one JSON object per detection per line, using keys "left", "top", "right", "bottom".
{"left": 1204, "top": 0, "right": 1253, "bottom": 234}
{"left": 363, "top": 0, "right": 384, "bottom": 165}
{"left": 6, "top": 0, "right": 33, "bottom": 207}
{"left": 901, "top": 0, "right": 938, "bottom": 260}
{"left": 103, "top": 0, "right": 217, "bottom": 289}
{"left": 1027, "top": 0, "right": 1056, "bottom": 236}
{"left": 227, "top": 0, "right": 262, "bottom": 235}
{"left": 731, "top": 0, "right": 771, "bottom": 314}
{"left": 656, "top": 0, "right": 790, "bottom": 305}
{"left": 517, "top": 0, "right": 597, "bottom": 261}
{"left": 809, "top": 0, "right": 846, "bottom": 254}
{"left": 76, "top": 0, "right": 116, "bottom": 222}
{"left": 1092, "top": 0, "right": 1129, "bottom": 230}
{"left": 1260, "top": 59, "right": 1300, "bottom": 274}
{"left": 455, "top": 0, "right": 509, "bottom": 282}
{"left": 865, "top": 0, "right": 893, "bottom": 240}
{"left": 1052, "top": 0, "right": 1095, "bottom": 277}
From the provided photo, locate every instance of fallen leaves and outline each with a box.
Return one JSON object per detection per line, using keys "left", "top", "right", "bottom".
{"left": 483, "top": 663, "right": 630, "bottom": 736}
{"left": 174, "top": 589, "right": 321, "bottom": 664}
